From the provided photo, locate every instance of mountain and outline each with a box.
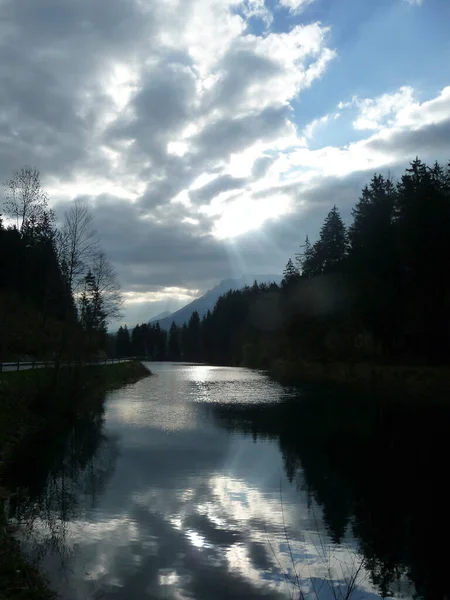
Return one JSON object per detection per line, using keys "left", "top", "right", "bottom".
{"left": 149, "top": 310, "right": 172, "bottom": 323}
{"left": 152, "top": 274, "right": 282, "bottom": 330}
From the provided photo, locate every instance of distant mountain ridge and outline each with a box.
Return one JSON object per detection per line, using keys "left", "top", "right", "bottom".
{"left": 149, "top": 310, "right": 171, "bottom": 323}
{"left": 152, "top": 274, "right": 282, "bottom": 330}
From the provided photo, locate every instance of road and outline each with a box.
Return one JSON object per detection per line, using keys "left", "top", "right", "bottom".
{"left": 0, "top": 358, "right": 134, "bottom": 373}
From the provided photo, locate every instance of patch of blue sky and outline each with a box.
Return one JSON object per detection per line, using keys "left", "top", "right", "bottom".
{"left": 287, "top": 0, "right": 450, "bottom": 130}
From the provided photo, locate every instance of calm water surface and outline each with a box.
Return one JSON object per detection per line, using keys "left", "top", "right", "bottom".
{"left": 8, "top": 363, "right": 448, "bottom": 599}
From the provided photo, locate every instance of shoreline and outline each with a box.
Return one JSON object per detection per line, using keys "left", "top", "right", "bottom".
{"left": 0, "top": 360, "right": 151, "bottom": 600}
{"left": 268, "top": 358, "right": 450, "bottom": 400}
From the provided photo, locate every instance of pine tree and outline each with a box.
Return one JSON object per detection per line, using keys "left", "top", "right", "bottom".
{"left": 319, "top": 205, "right": 348, "bottom": 273}
{"left": 116, "top": 325, "right": 131, "bottom": 357}
{"left": 394, "top": 159, "right": 450, "bottom": 358}
{"left": 168, "top": 321, "right": 181, "bottom": 361}
{"left": 188, "top": 311, "right": 201, "bottom": 361}
{"left": 349, "top": 174, "right": 396, "bottom": 271}
{"left": 79, "top": 270, "right": 107, "bottom": 353}
{"left": 297, "top": 235, "right": 325, "bottom": 277}
{"left": 282, "top": 258, "right": 299, "bottom": 286}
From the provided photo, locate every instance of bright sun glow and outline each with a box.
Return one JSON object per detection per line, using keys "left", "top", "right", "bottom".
{"left": 122, "top": 288, "right": 200, "bottom": 304}
{"left": 212, "top": 195, "right": 291, "bottom": 239}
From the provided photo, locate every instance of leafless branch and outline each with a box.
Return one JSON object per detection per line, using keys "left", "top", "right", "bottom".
{"left": 58, "top": 199, "right": 98, "bottom": 292}
{"left": 90, "top": 250, "right": 123, "bottom": 324}
{"left": 3, "top": 166, "right": 48, "bottom": 231}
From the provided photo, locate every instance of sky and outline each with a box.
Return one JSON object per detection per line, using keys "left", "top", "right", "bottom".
{"left": 1, "top": 0, "right": 450, "bottom": 325}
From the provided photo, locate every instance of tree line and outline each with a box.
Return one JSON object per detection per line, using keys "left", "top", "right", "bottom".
{"left": 1, "top": 167, "right": 122, "bottom": 360}
{"left": 116, "top": 157, "right": 450, "bottom": 366}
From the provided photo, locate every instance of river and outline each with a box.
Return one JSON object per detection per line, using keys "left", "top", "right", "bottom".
{"left": 6, "top": 362, "right": 450, "bottom": 599}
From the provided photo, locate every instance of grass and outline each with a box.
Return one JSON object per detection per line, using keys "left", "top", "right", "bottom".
{"left": 268, "top": 492, "right": 369, "bottom": 600}
{"left": 0, "top": 360, "right": 150, "bottom": 600}
{"left": 0, "top": 361, "right": 150, "bottom": 467}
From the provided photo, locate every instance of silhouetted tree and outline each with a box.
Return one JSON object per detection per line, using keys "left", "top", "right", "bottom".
{"left": 319, "top": 205, "right": 348, "bottom": 273}
{"left": 151, "top": 157, "right": 450, "bottom": 367}
{"left": 116, "top": 326, "right": 131, "bottom": 357}
{"left": 167, "top": 322, "right": 181, "bottom": 361}
{"left": 282, "top": 258, "right": 299, "bottom": 287}
{"left": 3, "top": 167, "right": 49, "bottom": 232}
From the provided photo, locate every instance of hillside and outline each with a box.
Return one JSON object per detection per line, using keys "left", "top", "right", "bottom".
{"left": 149, "top": 310, "right": 172, "bottom": 323}
{"left": 153, "top": 274, "right": 281, "bottom": 330}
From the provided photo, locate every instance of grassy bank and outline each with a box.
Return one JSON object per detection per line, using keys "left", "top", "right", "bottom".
{"left": 0, "top": 360, "right": 150, "bottom": 600}
{"left": 269, "top": 358, "right": 450, "bottom": 400}
{"left": 0, "top": 361, "right": 150, "bottom": 466}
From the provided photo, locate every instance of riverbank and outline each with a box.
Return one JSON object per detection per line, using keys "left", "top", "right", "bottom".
{"left": 0, "top": 360, "right": 150, "bottom": 600}
{"left": 269, "top": 358, "right": 450, "bottom": 400}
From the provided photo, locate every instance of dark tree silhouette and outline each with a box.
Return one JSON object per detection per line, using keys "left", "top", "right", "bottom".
{"left": 282, "top": 258, "right": 299, "bottom": 287}
{"left": 114, "top": 157, "right": 450, "bottom": 367}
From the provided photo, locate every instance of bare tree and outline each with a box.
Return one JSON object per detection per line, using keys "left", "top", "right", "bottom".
{"left": 58, "top": 199, "right": 98, "bottom": 293}
{"left": 89, "top": 250, "right": 123, "bottom": 326}
{"left": 3, "top": 166, "right": 49, "bottom": 231}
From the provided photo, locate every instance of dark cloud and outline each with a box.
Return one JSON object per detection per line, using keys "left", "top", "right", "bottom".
{"left": 252, "top": 156, "right": 275, "bottom": 178}
{"left": 56, "top": 194, "right": 231, "bottom": 291}
{"left": 3, "top": 0, "right": 450, "bottom": 325}
{"left": 203, "top": 48, "right": 282, "bottom": 112}
{"left": 190, "top": 175, "right": 249, "bottom": 204}
{"left": 365, "top": 118, "right": 450, "bottom": 160}
{"left": 191, "top": 106, "right": 293, "bottom": 164}
{"left": 107, "top": 64, "right": 198, "bottom": 171}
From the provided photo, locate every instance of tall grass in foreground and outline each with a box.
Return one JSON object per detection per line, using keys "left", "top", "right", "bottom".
{"left": 266, "top": 489, "right": 369, "bottom": 600}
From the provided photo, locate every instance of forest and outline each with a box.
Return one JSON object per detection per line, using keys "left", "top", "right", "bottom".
{"left": 117, "top": 158, "right": 450, "bottom": 368}
{"left": 0, "top": 167, "right": 122, "bottom": 361}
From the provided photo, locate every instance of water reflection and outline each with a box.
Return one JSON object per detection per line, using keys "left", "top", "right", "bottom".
{"left": 6, "top": 363, "right": 447, "bottom": 599}
{"left": 209, "top": 388, "right": 450, "bottom": 600}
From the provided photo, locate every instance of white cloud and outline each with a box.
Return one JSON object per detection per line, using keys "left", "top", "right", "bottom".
{"left": 279, "top": 0, "right": 315, "bottom": 14}
{"left": 339, "top": 85, "right": 450, "bottom": 136}
{"left": 404, "top": 0, "right": 423, "bottom": 5}
{"left": 271, "top": 85, "right": 450, "bottom": 183}
{"left": 394, "top": 86, "right": 450, "bottom": 128}
{"left": 123, "top": 287, "right": 200, "bottom": 304}
{"left": 304, "top": 112, "right": 340, "bottom": 139}
{"left": 343, "top": 86, "right": 415, "bottom": 131}
{"left": 241, "top": 0, "right": 273, "bottom": 25}
{"left": 198, "top": 23, "right": 336, "bottom": 117}
{"left": 4, "top": 0, "right": 450, "bottom": 325}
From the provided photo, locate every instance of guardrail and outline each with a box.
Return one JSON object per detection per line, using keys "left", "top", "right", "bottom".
{"left": 0, "top": 357, "right": 136, "bottom": 373}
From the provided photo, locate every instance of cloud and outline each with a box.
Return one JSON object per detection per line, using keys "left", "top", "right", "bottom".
{"left": 338, "top": 86, "right": 415, "bottom": 131}
{"left": 2, "top": 0, "right": 449, "bottom": 325}
{"left": 240, "top": 0, "right": 274, "bottom": 26}
{"left": 190, "top": 175, "right": 249, "bottom": 205}
{"left": 43, "top": 371, "right": 380, "bottom": 600}
{"left": 279, "top": 0, "right": 316, "bottom": 14}
{"left": 304, "top": 112, "right": 340, "bottom": 139}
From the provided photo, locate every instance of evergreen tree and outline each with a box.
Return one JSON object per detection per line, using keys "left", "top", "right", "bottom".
{"left": 318, "top": 205, "right": 348, "bottom": 273}
{"left": 131, "top": 323, "right": 148, "bottom": 357}
{"left": 167, "top": 321, "right": 181, "bottom": 361}
{"left": 282, "top": 258, "right": 299, "bottom": 286}
{"left": 154, "top": 323, "right": 167, "bottom": 360}
{"left": 394, "top": 158, "right": 450, "bottom": 358}
{"left": 181, "top": 322, "right": 189, "bottom": 359}
{"left": 187, "top": 311, "right": 201, "bottom": 361}
{"left": 349, "top": 174, "right": 396, "bottom": 265}
{"left": 0, "top": 166, "right": 122, "bottom": 360}
{"left": 347, "top": 174, "right": 398, "bottom": 353}
{"left": 116, "top": 326, "right": 131, "bottom": 357}
{"left": 298, "top": 235, "right": 325, "bottom": 277}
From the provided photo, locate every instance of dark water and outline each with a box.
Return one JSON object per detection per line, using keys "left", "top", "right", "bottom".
{"left": 6, "top": 363, "right": 450, "bottom": 599}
